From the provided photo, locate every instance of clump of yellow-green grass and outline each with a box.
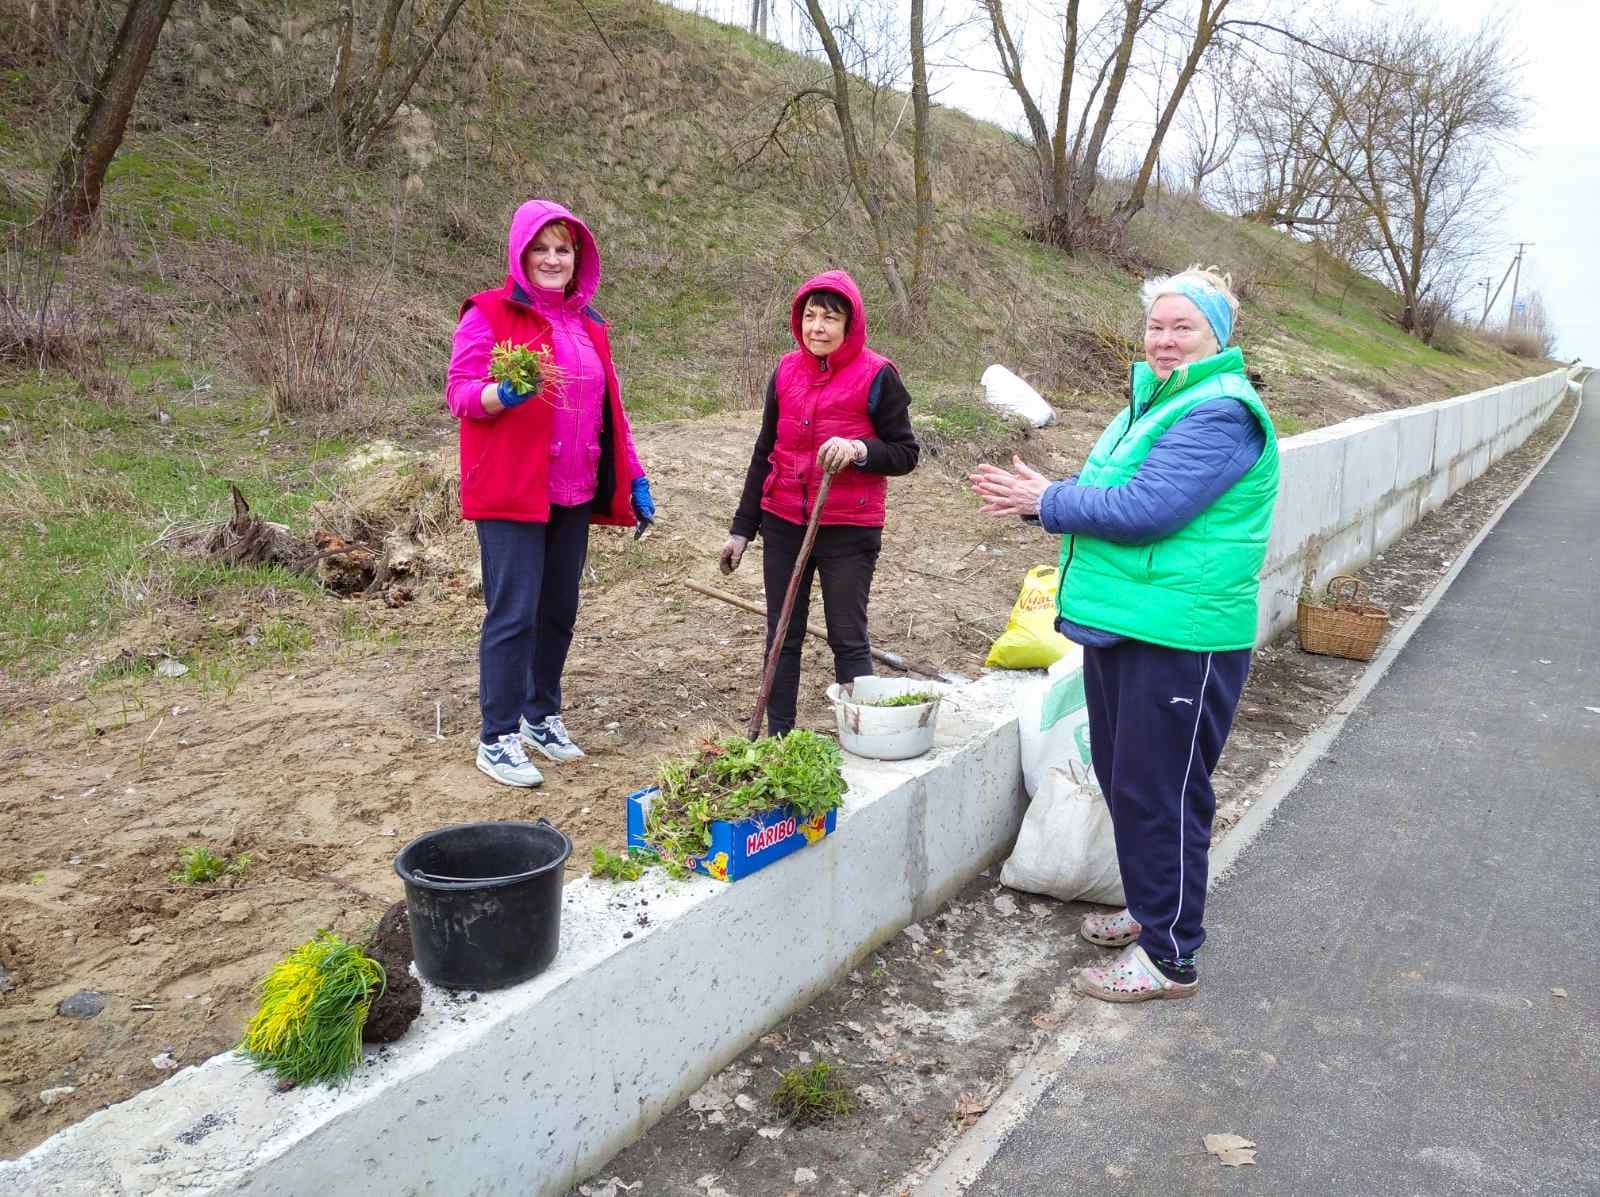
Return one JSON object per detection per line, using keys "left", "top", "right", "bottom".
{"left": 239, "top": 931, "right": 385, "bottom": 1085}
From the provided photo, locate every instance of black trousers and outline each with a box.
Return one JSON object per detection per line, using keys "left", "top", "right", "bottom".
{"left": 759, "top": 512, "right": 882, "bottom": 735}
{"left": 475, "top": 505, "right": 591, "bottom": 742}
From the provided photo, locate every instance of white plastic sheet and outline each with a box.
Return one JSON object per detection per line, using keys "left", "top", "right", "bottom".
{"left": 980, "top": 363, "right": 1055, "bottom": 427}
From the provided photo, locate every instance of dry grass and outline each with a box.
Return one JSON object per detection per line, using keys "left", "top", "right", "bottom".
{"left": 1483, "top": 325, "right": 1555, "bottom": 360}
{"left": 0, "top": 229, "right": 95, "bottom": 372}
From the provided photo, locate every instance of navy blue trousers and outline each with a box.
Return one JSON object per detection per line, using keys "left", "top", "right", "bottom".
{"left": 475, "top": 506, "right": 590, "bottom": 743}
{"left": 1082, "top": 640, "right": 1250, "bottom": 963}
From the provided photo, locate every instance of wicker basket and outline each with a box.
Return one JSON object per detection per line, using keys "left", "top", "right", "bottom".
{"left": 1296, "top": 575, "right": 1390, "bottom": 661}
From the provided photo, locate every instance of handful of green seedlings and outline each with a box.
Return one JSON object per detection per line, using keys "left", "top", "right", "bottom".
{"left": 489, "top": 340, "right": 558, "bottom": 398}
{"left": 645, "top": 731, "right": 846, "bottom": 878}
{"left": 590, "top": 845, "right": 654, "bottom": 882}
{"left": 853, "top": 690, "right": 939, "bottom": 708}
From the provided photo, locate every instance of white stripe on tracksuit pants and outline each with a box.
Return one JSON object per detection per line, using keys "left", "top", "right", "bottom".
{"left": 1081, "top": 639, "right": 1252, "bottom": 969}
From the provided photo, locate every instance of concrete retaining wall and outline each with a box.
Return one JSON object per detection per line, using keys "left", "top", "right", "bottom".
{"left": 1, "top": 678, "right": 1029, "bottom": 1197}
{"left": 1256, "top": 366, "right": 1572, "bottom": 641}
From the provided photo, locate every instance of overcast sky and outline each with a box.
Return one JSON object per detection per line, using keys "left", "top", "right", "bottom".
{"left": 669, "top": 0, "right": 1595, "bottom": 358}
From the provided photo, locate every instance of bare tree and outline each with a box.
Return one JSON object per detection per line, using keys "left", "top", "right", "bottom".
{"left": 1176, "top": 55, "right": 1245, "bottom": 200}
{"left": 749, "top": 0, "right": 768, "bottom": 38}
{"left": 329, "top": 0, "right": 469, "bottom": 161}
{"left": 46, "top": 0, "right": 176, "bottom": 238}
{"left": 1224, "top": 54, "right": 1348, "bottom": 231}
{"left": 982, "top": 0, "right": 1234, "bottom": 250}
{"left": 908, "top": 0, "right": 932, "bottom": 320}
{"left": 799, "top": 0, "right": 923, "bottom": 325}
{"left": 1302, "top": 18, "right": 1523, "bottom": 340}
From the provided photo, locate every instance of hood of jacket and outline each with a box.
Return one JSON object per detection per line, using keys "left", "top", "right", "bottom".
{"left": 790, "top": 269, "right": 869, "bottom": 371}
{"left": 505, "top": 198, "right": 601, "bottom": 310}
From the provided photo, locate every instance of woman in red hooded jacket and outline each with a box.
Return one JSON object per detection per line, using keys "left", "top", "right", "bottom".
{"left": 719, "top": 271, "right": 920, "bottom": 736}
{"left": 446, "top": 199, "right": 654, "bottom": 787}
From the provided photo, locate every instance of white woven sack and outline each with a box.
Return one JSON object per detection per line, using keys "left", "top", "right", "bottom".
{"left": 1000, "top": 764, "right": 1124, "bottom": 906}
{"left": 980, "top": 363, "right": 1055, "bottom": 427}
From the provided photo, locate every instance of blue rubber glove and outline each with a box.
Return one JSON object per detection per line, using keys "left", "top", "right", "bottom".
{"left": 630, "top": 476, "right": 656, "bottom": 524}
{"left": 496, "top": 378, "right": 533, "bottom": 410}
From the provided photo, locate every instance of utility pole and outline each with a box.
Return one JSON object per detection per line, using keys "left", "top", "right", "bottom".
{"left": 1477, "top": 277, "right": 1491, "bottom": 326}
{"left": 1506, "top": 242, "right": 1533, "bottom": 330}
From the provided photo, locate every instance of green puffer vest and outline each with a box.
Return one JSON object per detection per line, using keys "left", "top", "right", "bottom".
{"left": 1055, "top": 347, "right": 1279, "bottom": 651}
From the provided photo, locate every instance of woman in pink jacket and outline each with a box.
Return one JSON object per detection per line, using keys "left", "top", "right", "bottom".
{"left": 719, "top": 271, "right": 919, "bottom": 735}
{"left": 446, "top": 199, "right": 653, "bottom": 787}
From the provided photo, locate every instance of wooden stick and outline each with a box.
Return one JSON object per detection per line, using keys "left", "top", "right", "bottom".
{"left": 748, "top": 471, "right": 833, "bottom": 739}
{"left": 685, "top": 581, "right": 958, "bottom": 683}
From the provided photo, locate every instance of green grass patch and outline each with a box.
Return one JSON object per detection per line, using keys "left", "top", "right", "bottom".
{"left": 0, "top": 367, "right": 341, "bottom": 674}
{"left": 169, "top": 844, "right": 251, "bottom": 885}
{"left": 105, "top": 147, "right": 345, "bottom": 245}
{"left": 771, "top": 1059, "right": 855, "bottom": 1123}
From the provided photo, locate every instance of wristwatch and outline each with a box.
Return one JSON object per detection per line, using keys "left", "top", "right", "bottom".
{"left": 853, "top": 440, "right": 868, "bottom": 465}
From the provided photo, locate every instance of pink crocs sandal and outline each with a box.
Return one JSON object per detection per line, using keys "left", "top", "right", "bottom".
{"left": 1080, "top": 908, "right": 1142, "bottom": 948}
{"left": 1074, "top": 944, "right": 1198, "bottom": 1003}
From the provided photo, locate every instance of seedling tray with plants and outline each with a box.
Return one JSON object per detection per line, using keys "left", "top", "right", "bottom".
{"left": 625, "top": 731, "right": 846, "bottom": 882}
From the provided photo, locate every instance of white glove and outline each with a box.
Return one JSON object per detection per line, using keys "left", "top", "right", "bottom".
{"left": 719, "top": 534, "right": 749, "bottom": 575}
{"left": 817, "top": 437, "right": 867, "bottom": 474}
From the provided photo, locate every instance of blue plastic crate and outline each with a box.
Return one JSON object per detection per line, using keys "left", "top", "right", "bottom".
{"left": 626, "top": 786, "right": 837, "bottom": 882}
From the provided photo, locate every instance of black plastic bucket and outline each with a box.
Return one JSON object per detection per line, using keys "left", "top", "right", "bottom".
{"left": 394, "top": 818, "right": 572, "bottom": 991}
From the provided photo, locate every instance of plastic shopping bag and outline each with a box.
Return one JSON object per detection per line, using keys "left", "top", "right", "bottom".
{"left": 1000, "top": 764, "right": 1124, "bottom": 906}
{"left": 985, "top": 565, "right": 1073, "bottom": 669}
{"left": 1016, "top": 646, "right": 1092, "bottom": 797}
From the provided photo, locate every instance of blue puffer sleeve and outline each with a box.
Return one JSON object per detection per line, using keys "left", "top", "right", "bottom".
{"left": 1037, "top": 399, "right": 1266, "bottom": 545}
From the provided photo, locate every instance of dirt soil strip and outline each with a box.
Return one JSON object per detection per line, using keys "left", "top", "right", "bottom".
{"left": 566, "top": 396, "right": 1578, "bottom": 1197}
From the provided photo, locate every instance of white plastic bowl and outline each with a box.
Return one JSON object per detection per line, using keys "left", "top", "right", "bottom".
{"left": 826, "top": 675, "right": 946, "bottom": 760}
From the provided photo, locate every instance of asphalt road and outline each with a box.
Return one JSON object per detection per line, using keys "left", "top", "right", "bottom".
{"left": 959, "top": 376, "right": 1600, "bottom": 1196}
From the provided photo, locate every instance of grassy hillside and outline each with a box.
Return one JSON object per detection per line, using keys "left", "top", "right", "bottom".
{"left": 0, "top": 0, "right": 1550, "bottom": 679}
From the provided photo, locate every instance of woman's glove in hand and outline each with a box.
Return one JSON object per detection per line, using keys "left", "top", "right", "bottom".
{"left": 496, "top": 378, "right": 534, "bottom": 410}
{"left": 630, "top": 477, "right": 657, "bottom": 524}
{"left": 719, "top": 534, "right": 749, "bottom": 575}
{"left": 817, "top": 436, "right": 867, "bottom": 474}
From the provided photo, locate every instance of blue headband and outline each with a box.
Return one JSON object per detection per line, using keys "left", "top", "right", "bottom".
{"left": 1170, "top": 281, "right": 1233, "bottom": 348}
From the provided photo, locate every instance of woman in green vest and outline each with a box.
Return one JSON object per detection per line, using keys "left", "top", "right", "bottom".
{"left": 970, "top": 266, "right": 1279, "bottom": 1002}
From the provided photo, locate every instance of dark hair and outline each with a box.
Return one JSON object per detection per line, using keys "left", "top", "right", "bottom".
{"left": 802, "top": 288, "right": 852, "bottom": 330}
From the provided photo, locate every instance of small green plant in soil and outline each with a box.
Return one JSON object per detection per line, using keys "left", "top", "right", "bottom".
{"left": 771, "top": 1059, "right": 856, "bottom": 1124}
{"left": 646, "top": 731, "right": 847, "bottom": 878}
{"left": 169, "top": 845, "right": 252, "bottom": 885}
{"left": 489, "top": 340, "right": 560, "bottom": 397}
{"left": 239, "top": 931, "right": 385, "bottom": 1085}
{"left": 590, "top": 846, "right": 654, "bottom": 881}
{"left": 854, "top": 691, "right": 939, "bottom": 708}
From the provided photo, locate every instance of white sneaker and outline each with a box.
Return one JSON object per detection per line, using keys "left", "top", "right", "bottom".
{"left": 520, "top": 714, "right": 585, "bottom": 763}
{"left": 475, "top": 733, "right": 544, "bottom": 787}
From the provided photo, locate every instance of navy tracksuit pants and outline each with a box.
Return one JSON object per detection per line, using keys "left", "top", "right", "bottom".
{"left": 1082, "top": 639, "right": 1250, "bottom": 965}
{"left": 475, "top": 506, "right": 590, "bottom": 743}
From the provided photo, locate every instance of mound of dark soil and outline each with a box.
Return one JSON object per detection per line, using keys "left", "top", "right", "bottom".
{"left": 362, "top": 902, "right": 422, "bottom": 1044}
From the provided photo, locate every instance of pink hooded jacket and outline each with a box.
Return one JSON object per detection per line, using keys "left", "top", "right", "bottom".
{"left": 764, "top": 270, "right": 893, "bottom": 527}
{"left": 446, "top": 199, "right": 643, "bottom": 523}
